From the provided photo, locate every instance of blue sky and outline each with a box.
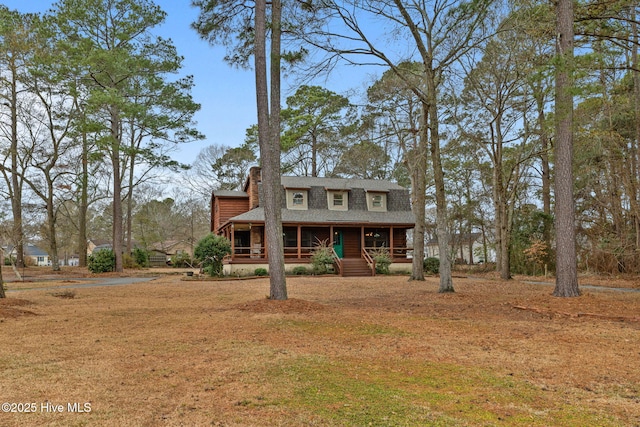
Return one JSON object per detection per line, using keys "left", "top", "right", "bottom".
{"left": 2, "top": 0, "right": 375, "bottom": 165}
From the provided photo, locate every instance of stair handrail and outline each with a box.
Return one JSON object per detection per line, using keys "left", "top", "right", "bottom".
{"left": 361, "top": 248, "right": 376, "bottom": 276}
{"left": 330, "top": 247, "right": 342, "bottom": 276}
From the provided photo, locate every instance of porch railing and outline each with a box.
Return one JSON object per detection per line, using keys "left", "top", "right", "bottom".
{"left": 364, "top": 246, "right": 413, "bottom": 260}
{"left": 229, "top": 246, "right": 265, "bottom": 260}
{"left": 227, "top": 246, "right": 316, "bottom": 260}
{"left": 331, "top": 248, "right": 342, "bottom": 276}
{"left": 227, "top": 244, "right": 413, "bottom": 264}
{"left": 283, "top": 246, "right": 314, "bottom": 259}
{"left": 361, "top": 248, "right": 376, "bottom": 276}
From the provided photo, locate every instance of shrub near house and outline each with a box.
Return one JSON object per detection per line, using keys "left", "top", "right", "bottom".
{"left": 88, "top": 249, "right": 115, "bottom": 273}
{"left": 194, "top": 233, "right": 231, "bottom": 276}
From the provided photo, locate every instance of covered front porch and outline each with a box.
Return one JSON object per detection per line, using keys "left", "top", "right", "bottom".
{"left": 218, "top": 222, "right": 412, "bottom": 275}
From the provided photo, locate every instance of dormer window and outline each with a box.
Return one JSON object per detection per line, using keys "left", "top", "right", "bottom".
{"left": 327, "top": 189, "right": 348, "bottom": 211}
{"left": 286, "top": 188, "right": 308, "bottom": 210}
{"left": 366, "top": 191, "right": 387, "bottom": 212}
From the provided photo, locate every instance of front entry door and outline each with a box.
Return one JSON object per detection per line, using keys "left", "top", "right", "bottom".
{"left": 333, "top": 230, "right": 344, "bottom": 258}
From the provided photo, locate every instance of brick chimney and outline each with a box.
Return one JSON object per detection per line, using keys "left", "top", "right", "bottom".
{"left": 247, "top": 166, "right": 261, "bottom": 209}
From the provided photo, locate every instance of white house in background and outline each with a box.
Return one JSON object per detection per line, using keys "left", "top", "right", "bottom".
{"left": 4, "top": 244, "right": 51, "bottom": 266}
{"left": 426, "top": 232, "right": 495, "bottom": 264}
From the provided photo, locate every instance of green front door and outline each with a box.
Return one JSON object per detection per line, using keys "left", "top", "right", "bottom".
{"left": 333, "top": 230, "right": 344, "bottom": 258}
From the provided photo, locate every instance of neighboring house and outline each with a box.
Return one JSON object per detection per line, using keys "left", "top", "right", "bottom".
{"left": 426, "top": 232, "right": 495, "bottom": 264}
{"left": 87, "top": 239, "right": 112, "bottom": 256}
{"left": 211, "top": 167, "right": 415, "bottom": 276}
{"left": 148, "top": 240, "right": 194, "bottom": 266}
{"left": 64, "top": 255, "right": 80, "bottom": 267}
{"left": 88, "top": 238, "right": 191, "bottom": 266}
{"left": 4, "top": 244, "right": 51, "bottom": 267}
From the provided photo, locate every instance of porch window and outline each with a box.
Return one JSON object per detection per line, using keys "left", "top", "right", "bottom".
{"left": 282, "top": 227, "right": 316, "bottom": 257}
{"left": 283, "top": 227, "right": 298, "bottom": 247}
{"left": 364, "top": 229, "right": 389, "bottom": 248}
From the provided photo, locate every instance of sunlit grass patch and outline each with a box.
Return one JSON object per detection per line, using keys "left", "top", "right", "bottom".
{"left": 266, "top": 355, "right": 622, "bottom": 426}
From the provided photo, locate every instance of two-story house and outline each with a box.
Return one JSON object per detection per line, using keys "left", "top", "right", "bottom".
{"left": 211, "top": 167, "right": 415, "bottom": 276}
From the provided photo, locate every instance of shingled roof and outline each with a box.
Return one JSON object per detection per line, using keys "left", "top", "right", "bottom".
{"left": 280, "top": 175, "right": 404, "bottom": 192}
{"left": 220, "top": 174, "right": 414, "bottom": 226}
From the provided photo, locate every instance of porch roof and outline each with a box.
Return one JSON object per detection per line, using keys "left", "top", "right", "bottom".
{"left": 226, "top": 207, "right": 415, "bottom": 226}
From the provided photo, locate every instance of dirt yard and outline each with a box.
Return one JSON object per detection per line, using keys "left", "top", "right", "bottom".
{"left": 0, "top": 268, "right": 638, "bottom": 426}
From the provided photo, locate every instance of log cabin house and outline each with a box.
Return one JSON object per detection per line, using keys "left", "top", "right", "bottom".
{"left": 211, "top": 167, "right": 415, "bottom": 276}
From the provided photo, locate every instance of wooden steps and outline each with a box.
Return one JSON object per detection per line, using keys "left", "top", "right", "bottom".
{"left": 339, "top": 258, "right": 373, "bottom": 277}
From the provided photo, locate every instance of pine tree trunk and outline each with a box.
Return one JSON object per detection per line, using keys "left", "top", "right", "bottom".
{"left": 78, "top": 129, "right": 88, "bottom": 267}
{"left": 553, "top": 0, "right": 579, "bottom": 297}
{"left": 10, "top": 69, "right": 24, "bottom": 269}
{"left": 632, "top": 9, "right": 640, "bottom": 250}
{"left": 255, "top": 0, "right": 287, "bottom": 300}
{"left": 111, "top": 107, "right": 124, "bottom": 273}
{"left": 268, "top": 0, "right": 287, "bottom": 300}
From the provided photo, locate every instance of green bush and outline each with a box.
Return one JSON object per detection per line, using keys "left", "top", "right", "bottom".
{"left": 423, "top": 257, "right": 439, "bottom": 274}
{"left": 133, "top": 247, "right": 150, "bottom": 268}
{"left": 254, "top": 267, "right": 268, "bottom": 276}
{"left": 122, "top": 253, "right": 136, "bottom": 269}
{"left": 292, "top": 266, "right": 307, "bottom": 275}
{"left": 310, "top": 239, "right": 335, "bottom": 274}
{"left": 88, "top": 249, "right": 115, "bottom": 273}
{"left": 171, "top": 252, "right": 192, "bottom": 268}
{"left": 370, "top": 247, "right": 392, "bottom": 274}
{"left": 194, "top": 233, "right": 232, "bottom": 277}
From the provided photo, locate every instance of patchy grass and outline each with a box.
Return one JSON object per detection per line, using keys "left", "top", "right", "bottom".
{"left": 0, "top": 274, "right": 638, "bottom": 426}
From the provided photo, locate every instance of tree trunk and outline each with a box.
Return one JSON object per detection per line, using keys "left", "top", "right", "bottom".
{"left": 427, "top": 93, "right": 453, "bottom": 293}
{"left": 311, "top": 133, "right": 317, "bottom": 177}
{"left": 268, "top": 0, "right": 287, "bottom": 299}
{"left": 10, "top": 69, "right": 24, "bottom": 268}
{"left": 499, "top": 202, "right": 511, "bottom": 280}
{"left": 0, "top": 256, "right": 7, "bottom": 298}
{"left": 409, "top": 107, "right": 427, "bottom": 281}
{"left": 47, "top": 214, "right": 60, "bottom": 271}
{"left": 0, "top": 248, "right": 5, "bottom": 298}
{"left": 126, "top": 153, "right": 135, "bottom": 255}
{"left": 46, "top": 187, "right": 60, "bottom": 271}
{"left": 110, "top": 107, "right": 124, "bottom": 272}
{"left": 78, "top": 129, "right": 88, "bottom": 267}
{"left": 256, "top": 0, "right": 287, "bottom": 300}
{"left": 493, "top": 164, "right": 503, "bottom": 275}
{"left": 553, "top": 0, "right": 579, "bottom": 297}
{"left": 536, "top": 88, "right": 553, "bottom": 245}
{"left": 112, "top": 153, "right": 124, "bottom": 272}
{"left": 632, "top": 8, "right": 640, "bottom": 250}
